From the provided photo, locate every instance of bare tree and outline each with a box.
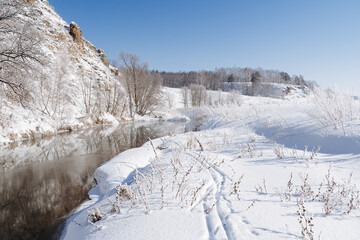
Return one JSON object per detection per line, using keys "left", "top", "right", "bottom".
{"left": 226, "top": 90, "right": 243, "bottom": 106}
{"left": 190, "top": 84, "right": 207, "bottom": 107}
{"left": 136, "top": 71, "right": 162, "bottom": 115}
{"left": 104, "top": 78, "right": 125, "bottom": 118}
{"left": 195, "top": 71, "right": 206, "bottom": 85}
{"left": 33, "top": 52, "right": 71, "bottom": 126}
{"left": 79, "top": 70, "right": 93, "bottom": 115}
{"left": 119, "top": 51, "right": 162, "bottom": 117}
{"left": 0, "top": 0, "right": 43, "bottom": 106}
{"left": 181, "top": 86, "right": 189, "bottom": 108}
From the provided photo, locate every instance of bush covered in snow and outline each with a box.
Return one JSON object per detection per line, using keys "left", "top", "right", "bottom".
{"left": 308, "top": 86, "right": 360, "bottom": 135}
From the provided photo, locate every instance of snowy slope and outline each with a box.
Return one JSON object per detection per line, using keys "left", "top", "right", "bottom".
{"left": 0, "top": 0, "right": 124, "bottom": 143}
{"left": 224, "top": 82, "right": 309, "bottom": 99}
{"left": 61, "top": 88, "right": 360, "bottom": 240}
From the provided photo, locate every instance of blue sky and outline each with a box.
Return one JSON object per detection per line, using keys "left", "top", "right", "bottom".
{"left": 49, "top": 0, "right": 360, "bottom": 94}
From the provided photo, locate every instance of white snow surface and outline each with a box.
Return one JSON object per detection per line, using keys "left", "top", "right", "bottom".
{"left": 61, "top": 88, "right": 360, "bottom": 240}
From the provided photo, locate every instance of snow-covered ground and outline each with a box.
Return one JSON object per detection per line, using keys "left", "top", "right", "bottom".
{"left": 61, "top": 87, "right": 360, "bottom": 240}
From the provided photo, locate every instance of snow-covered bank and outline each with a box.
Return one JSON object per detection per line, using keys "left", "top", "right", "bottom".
{"left": 0, "top": 87, "right": 184, "bottom": 144}
{"left": 61, "top": 91, "right": 360, "bottom": 240}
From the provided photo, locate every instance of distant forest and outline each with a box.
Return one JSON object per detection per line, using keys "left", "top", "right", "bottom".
{"left": 153, "top": 67, "right": 317, "bottom": 90}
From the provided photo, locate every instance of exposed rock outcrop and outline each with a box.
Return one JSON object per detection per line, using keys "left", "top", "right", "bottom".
{"left": 24, "top": 0, "right": 35, "bottom": 4}
{"left": 111, "top": 67, "right": 119, "bottom": 76}
{"left": 97, "top": 49, "right": 110, "bottom": 67}
{"left": 69, "top": 22, "right": 84, "bottom": 50}
{"left": 86, "top": 40, "right": 97, "bottom": 52}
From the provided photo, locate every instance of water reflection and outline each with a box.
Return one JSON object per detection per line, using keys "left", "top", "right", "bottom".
{"left": 0, "top": 122, "right": 196, "bottom": 240}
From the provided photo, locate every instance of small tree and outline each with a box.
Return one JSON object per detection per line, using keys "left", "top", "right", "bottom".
{"left": 181, "top": 86, "right": 189, "bottom": 108}
{"left": 136, "top": 71, "right": 162, "bottom": 115}
{"left": 104, "top": 76, "right": 125, "bottom": 118}
{"left": 251, "top": 71, "right": 262, "bottom": 96}
{"left": 196, "top": 71, "right": 207, "bottom": 85}
{"left": 227, "top": 74, "right": 235, "bottom": 83}
{"left": 190, "top": 84, "right": 207, "bottom": 107}
{"left": 79, "top": 70, "right": 93, "bottom": 114}
{"left": 280, "top": 71, "right": 291, "bottom": 83}
{"left": 294, "top": 75, "right": 305, "bottom": 86}
{"left": 119, "top": 51, "right": 162, "bottom": 117}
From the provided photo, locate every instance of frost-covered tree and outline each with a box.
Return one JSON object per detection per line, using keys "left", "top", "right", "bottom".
{"left": 0, "top": 0, "right": 43, "bottom": 106}
{"left": 195, "top": 71, "right": 206, "bottom": 85}
{"left": 119, "top": 51, "right": 162, "bottom": 117}
{"left": 35, "top": 53, "right": 70, "bottom": 117}
{"left": 181, "top": 86, "right": 189, "bottom": 108}
{"left": 190, "top": 84, "right": 207, "bottom": 107}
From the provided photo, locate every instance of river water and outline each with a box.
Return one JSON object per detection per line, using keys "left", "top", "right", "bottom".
{"left": 0, "top": 121, "right": 198, "bottom": 240}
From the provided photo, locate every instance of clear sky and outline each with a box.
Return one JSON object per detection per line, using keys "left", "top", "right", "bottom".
{"left": 48, "top": 0, "right": 360, "bottom": 94}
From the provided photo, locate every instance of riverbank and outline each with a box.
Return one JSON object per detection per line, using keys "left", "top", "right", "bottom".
{"left": 0, "top": 121, "right": 198, "bottom": 240}
{"left": 60, "top": 93, "right": 360, "bottom": 240}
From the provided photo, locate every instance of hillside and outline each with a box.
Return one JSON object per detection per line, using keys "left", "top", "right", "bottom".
{"left": 223, "top": 82, "right": 309, "bottom": 99}
{"left": 0, "top": 0, "right": 125, "bottom": 143}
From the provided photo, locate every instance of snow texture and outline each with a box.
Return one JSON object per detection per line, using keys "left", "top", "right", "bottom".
{"left": 61, "top": 87, "right": 360, "bottom": 240}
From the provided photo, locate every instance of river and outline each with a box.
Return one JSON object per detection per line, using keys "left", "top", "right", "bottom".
{"left": 0, "top": 121, "right": 199, "bottom": 240}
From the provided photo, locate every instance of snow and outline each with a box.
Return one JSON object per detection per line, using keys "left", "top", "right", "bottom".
{"left": 4, "top": 1, "right": 359, "bottom": 239}
{"left": 0, "top": 0, "right": 125, "bottom": 143}
{"left": 60, "top": 87, "right": 360, "bottom": 240}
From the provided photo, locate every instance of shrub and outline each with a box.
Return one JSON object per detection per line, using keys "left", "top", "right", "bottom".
{"left": 309, "top": 86, "right": 359, "bottom": 135}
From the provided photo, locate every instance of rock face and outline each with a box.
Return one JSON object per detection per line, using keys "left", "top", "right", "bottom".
{"left": 97, "top": 49, "right": 110, "bottom": 67}
{"left": 24, "top": 0, "right": 35, "bottom": 4}
{"left": 111, "top": 67, "right": 119, "bottom": 76}
{"left": 69, "top": 22, "right": 84, "bottom": 50}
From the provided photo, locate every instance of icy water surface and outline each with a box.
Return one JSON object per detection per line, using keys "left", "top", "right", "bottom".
{"left": 0, "top": 121, "right": 199, "bottom": 240}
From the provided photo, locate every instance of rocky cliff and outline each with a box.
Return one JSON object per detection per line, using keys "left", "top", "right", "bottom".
{"left": 0, "top": 0, "right": 127, "bottom": 142}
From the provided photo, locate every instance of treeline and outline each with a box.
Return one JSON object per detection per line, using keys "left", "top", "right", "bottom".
{"left": 156, "top": 67, "right": 316, "bottom": 91}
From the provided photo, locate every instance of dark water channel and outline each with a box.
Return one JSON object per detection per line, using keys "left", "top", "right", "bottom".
{"left": 0, "top": 121, "right": 198, "bottom": 240}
